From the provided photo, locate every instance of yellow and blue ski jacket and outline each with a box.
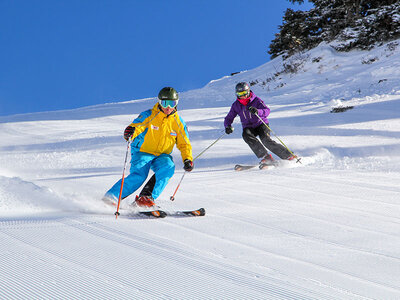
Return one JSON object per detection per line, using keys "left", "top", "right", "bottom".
{"left": 128, "top": 103, "right": 192, "bottom": 162}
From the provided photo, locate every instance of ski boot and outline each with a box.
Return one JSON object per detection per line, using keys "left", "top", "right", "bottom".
{"left": 135, "top": 195, "right": 156, "bottom": 208}
{"left": 260, "top": 153, "right": 275, "bottom": 165}
{"left": 259, "top": 153, "right": 278, "bottom": 169}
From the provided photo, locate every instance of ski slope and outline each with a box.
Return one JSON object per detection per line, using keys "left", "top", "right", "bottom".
{"left": 1, "top": 41, "right": 400, "bottom": 299}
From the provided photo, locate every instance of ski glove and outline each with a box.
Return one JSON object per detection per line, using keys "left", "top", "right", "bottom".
{"left": 225, "top": 126, "right": 234, "bottom": 134}
{"left": 124, "top": 126, "right": 135, "bottom": 141}
{"left": 183, "top": 159, "right": 194, "bottom": 172}
{"left": 248, "top": 106, "right": 258, "bottom": 115}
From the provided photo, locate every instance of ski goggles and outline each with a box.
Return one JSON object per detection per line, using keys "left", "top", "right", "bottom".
{"left": 236, "top": 90, "right": 250, "bottom": 98}
{"left": 159, "top": 99, "right": 178, "bottom": 108}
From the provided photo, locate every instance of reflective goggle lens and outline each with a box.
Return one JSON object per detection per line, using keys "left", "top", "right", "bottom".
{"left": 160, "top": 99, "right": 178, "bottom": 108}
{"left": 236, "top": 90, "right": 249, "bottom": 97}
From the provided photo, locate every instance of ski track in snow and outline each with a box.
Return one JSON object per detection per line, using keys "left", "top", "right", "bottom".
{"left": 186, "top": 171, "right": 400, "bottom": 292}
{"left": 1, "top": 41, "right": 400, "bottom": 299}
{"left": 0, "top": 215, "right": 332, "bottom": 300}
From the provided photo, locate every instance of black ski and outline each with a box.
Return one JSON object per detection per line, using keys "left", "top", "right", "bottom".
{"left": 139, "top": 210, "right": 167, "bottom": 218}
{"left": 173, "top": 207, "right": 206, "bottom": 217}
{"left": 128, "top": 208, "right": 206, "bottom": 218}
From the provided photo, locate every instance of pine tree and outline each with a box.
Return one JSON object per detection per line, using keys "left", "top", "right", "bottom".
{"left": 269, "top": 0, "right": 400, "bottom": 58}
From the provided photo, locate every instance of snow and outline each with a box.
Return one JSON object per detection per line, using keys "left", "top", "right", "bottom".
{"left": 1, "top": 40, "right": 400, "bottom": 299}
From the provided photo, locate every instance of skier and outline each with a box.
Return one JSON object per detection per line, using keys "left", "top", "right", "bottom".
{"left": 103, "top": 87, "right": 194, "bottom": 208}
{"left": 224, "top": 82, "right": 296, "bottom": 165}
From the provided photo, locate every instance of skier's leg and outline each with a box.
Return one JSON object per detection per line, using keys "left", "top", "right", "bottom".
{"left": 242, "top": 127, "right": 268, "bottom": 158}
{"left": 104, "top": 152, "right": 152, "bottom": 200}
{"left": 150, "top": 154, "right": 175, "bottom": 199}
{"left": 138, "top": 174, "right": 156, "bottom": 197}
{"left": 257, "top": 124, "right": 292, "bottom": 159}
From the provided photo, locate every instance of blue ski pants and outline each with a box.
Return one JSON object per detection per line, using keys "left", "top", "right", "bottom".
{"left": 105, "top": 152, "right": 175, "bottom": 200}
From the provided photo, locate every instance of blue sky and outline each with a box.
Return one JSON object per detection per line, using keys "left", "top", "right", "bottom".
{"left": 0, "top": 0, "right": 313, "bottom": 116}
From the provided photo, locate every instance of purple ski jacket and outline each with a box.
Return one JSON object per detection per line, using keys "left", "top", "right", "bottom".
{"left": 224, "top": 91, "right": 270, "bottom": 129}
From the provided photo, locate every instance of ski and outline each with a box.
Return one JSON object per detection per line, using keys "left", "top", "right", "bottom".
{"left": 126, "top": 208, "right": 206, "bottom": 218}
{"left": 235, "top": 162, "right": 279, "bottom": 171}
{"left": 259, "top": 161, "right": 279, "bottom": 169}
{"left": 173, "top": 207, "right": 206, "bottom": 217}
{"left": 234, "top": 164, "right": 257, "bottom": 171}
{"left": 138, "top": 209, "right": 167, "bottom": 218}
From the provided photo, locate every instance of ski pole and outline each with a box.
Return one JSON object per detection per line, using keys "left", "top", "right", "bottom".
{"left": 169, "top": 172, "right": 187, "bottom": 201}
{"left": 170, "top": 131, "right": 226, "bottom": 201}
{"left": 254, "top": 113, "right": 302, "bottom": 164}
{"left": 115, "top": 138, "right": 132, "bottom": 219}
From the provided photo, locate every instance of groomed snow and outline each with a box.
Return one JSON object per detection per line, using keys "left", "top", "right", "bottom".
{"left": 1, "top": 40, "right": 400, "bottom": 299}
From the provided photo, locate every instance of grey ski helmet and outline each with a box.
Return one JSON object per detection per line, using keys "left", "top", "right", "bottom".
{"left": 235, "top": 82, "right": 250, "bottom": 98}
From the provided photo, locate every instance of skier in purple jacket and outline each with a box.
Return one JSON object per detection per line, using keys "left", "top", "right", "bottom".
{"left": 224, "top": 82, "right": 295, "bottom": 164}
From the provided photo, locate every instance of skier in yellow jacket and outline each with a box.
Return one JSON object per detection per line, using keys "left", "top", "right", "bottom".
{"left": 103, "top": 87, "right": 193, "bottom": 207}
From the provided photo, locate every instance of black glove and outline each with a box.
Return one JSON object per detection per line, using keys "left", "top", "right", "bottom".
{"left": 183, "top": 159, "right": 194, "bottom": 172}
{"left": 248, "top": 106, "right": 258, "bottom": 115}
{"left": 124, "top": 126, "right": 135, "bottom": 141}
{"left": 225, "top": 126, "right": 234, "bottom": 134}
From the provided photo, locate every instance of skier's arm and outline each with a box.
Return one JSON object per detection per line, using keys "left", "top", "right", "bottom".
{"left": 252, "top": 100, "right": 270, "bottom": 118}
{"left": 128, "top": 109, "right": 153, "bottom": 139}
{"left": 175, "top": 116, "right": 193, "bottom": 162}
{"left": 224, "top": 105, "right": 237, "bottom": 128}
